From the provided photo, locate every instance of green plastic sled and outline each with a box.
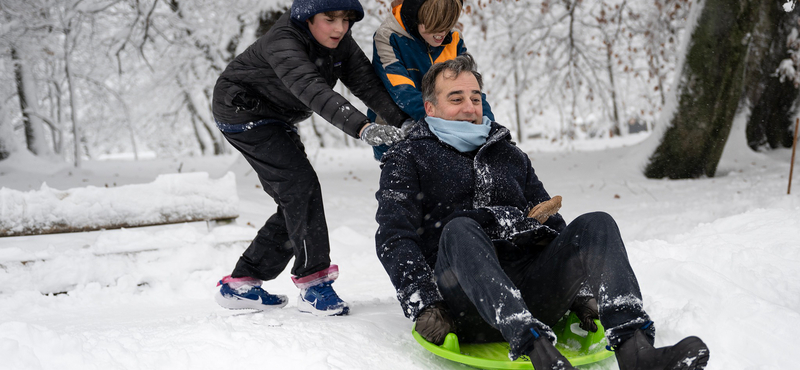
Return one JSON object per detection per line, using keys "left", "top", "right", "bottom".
{"left": 412, "top": 312, "right": 614, "bottom": 369}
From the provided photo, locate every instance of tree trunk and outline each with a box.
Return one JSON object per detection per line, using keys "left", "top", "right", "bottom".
{"left": 0, "top": 102, "right": 15, "bottom": 161}
{"left": 745, "top": 0, "right": 799, "bottom": 150}
{"left": 607, "top": 44, "right": 621, "bottom": 137}
{"left": 12, "top": 47, "right": 52, "bottom": 157}
{"left": 644, "top": 0, "right": 761, "bottom": 179}
{"left": 63, "top": 26, "right": 82, "bottom": 168}
{"left": 514, "top": 55, "right": 523, "bottom": 143}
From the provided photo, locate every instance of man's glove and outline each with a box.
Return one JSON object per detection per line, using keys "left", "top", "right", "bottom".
{"left": 360, "top": 123, "right": 405, "bottom": 146}
{"left": 527, "top": 196, "right": 562, "bottom": 223}
{"left": 415, "top": 301, "right": 455, "bottom": 345}
{"left": 570, "top": 296, "right": 599, "bottom": 332}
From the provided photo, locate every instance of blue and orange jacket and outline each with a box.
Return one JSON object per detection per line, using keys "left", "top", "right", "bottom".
{"left": 371, "top": 3, "right": 494, "bottom": 121}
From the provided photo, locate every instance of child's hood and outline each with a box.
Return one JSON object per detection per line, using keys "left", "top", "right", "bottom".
{"left": 290, "top": 0, "right": 365, "bottom": 25}
{"left": 399, "top": 0, "right": 425, "bottom": 40}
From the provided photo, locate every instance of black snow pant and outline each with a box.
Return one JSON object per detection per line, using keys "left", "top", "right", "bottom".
{"left": 222, "top": 123, "right": 330, "bottom": 280}
{"left": 434, "top": 212, "right": 653, "bottom": 359}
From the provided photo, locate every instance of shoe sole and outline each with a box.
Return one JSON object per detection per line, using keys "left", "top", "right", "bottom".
{"left": 296, "top": 297, "right": 349, "bottom": 316}
{"left": 214, "top": 290, "right": 288, "bottom": 311}
{"left": 668, "top": 336, "right": 710, "bottom": 370}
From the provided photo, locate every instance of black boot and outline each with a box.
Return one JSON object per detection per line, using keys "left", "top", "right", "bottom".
{"left": 615, "top": 329, "right": 710, "bottom": 370}
{"left": 528, "top": 333, "right": 577, "bottom": 370}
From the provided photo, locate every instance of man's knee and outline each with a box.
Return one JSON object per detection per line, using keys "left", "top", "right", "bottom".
{"left": 574, "top": 211, "right": 618, "bottom": 231}
{"left": 442, "top": 216, "right": 482, "bottom": 235}
{"left": 439, "top": 217, "right": 492, "bottom": 253}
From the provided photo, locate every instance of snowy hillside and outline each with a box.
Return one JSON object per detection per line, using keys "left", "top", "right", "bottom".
{"left": 0, "top": 135, "right": 798, "bottom": 370}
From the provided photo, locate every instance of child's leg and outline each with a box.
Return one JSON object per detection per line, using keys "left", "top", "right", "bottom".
{"left": 223, "top": 124, "right": 332, "bottom": 280}
{"left": 231, "top": 209, "right": 293, "bottom": 281}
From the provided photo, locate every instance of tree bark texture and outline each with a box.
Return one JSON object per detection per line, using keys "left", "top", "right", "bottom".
{"left": 645, "top": 0, "right": 762, "bottom": 179}
{"left": 0, "top": 102, "right": 14, "bottom": 161}
{"left": 745, "top": 0, "right": 800, "bottom": 150}
{"left": 12, "top": 47, "right": 52, "bottom": 157}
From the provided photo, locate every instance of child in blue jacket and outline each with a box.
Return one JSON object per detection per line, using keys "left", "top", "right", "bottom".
{"left": 369, "top": 0, "right": 494, "bottom": 159}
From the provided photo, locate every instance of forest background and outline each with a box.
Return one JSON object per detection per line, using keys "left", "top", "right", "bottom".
{"left": 1, "top": 0, "right": 799, "bottom": 176}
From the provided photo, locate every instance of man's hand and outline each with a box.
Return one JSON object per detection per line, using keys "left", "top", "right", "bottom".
{"left": 570, "top": 296, "right": 599, "bottom": 332}
{"left": 415, "top": 302, "right": 455, "bottom": 345}
{"left": 360, "top": 123, "right": 405, "bottom": 146}
{"left": 527, "top": 195, "right": 562, "bottom": 223}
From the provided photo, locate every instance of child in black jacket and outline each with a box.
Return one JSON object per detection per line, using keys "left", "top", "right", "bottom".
{"left": 212, "top": 0, "right": 409, "bottom": 316}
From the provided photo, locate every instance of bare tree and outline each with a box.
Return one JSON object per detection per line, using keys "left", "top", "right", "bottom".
{"left": 0, "top": 100, "right": 15, "bottom": 161}
{"left": 2, "top": 1, "right": 60, "bottom": 158}
{"left": 12, "top": 46, "right": 53, "bottom": 156}
{"left": 474, "top": 0, "right": 650, "bottom": 140}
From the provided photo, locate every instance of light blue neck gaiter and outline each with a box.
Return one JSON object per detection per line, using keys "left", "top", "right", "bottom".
{"left": 426, "top": 116, "right": 492, "bottom": 152}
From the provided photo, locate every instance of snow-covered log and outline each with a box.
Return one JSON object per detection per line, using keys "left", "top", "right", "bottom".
{"left": 0, "top": 172, "right": 239, "bottom": 237}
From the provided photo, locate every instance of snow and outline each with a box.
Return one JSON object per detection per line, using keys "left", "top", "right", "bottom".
{"left": 1, "top": 136, "right": 799, "bottom": 370}
{"left": 1, "top": 172, "right": 238, "bottom": 236}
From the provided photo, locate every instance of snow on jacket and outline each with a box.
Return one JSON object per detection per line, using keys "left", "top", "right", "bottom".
{"left": 212, "top": 6, "right": 408, "bottom": 138}
{"left": 371, "top": 1, "right": 494, "bottom": 121}
{"left": 375, "top": 119, "right": 566, "bottom": 319}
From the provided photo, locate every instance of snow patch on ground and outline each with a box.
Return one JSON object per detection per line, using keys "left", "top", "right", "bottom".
{"left": 0, "top": 143, "right": 798, "bottom": 369}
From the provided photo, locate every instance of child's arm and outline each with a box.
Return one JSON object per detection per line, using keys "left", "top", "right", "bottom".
{"left": 338, "top": 37, "right": 410, "bottom": 129}
{"left": 264, "top": 27, "right": 373, "bottom": 138}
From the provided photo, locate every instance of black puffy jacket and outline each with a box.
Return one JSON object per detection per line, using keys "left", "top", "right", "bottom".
{"left": 212, "top": 10, "right": 408, "bottom": 137}
{"left": 375, "top": 119, "right": 566, "bottom": 319}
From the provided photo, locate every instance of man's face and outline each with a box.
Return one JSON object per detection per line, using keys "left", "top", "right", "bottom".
{"left": 307, "top": 12, "right": 350, "bottom": 49}
{"left": 418, "top": 24, "right": 447, "bottom": 47}
{"left": 424, "top": 71, "right": 483, "bottom": 125}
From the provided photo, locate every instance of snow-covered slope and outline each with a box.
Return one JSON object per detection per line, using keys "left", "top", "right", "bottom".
{"left": 0, "top": 137, "right": 798, "bottom": 369}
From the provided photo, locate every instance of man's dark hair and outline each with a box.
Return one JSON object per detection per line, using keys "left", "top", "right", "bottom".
{"left": 421, "top": 53, "right": 483, "bottom": 105}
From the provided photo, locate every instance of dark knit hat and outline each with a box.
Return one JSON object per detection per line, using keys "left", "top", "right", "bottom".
{"left": 290, "top": 0, "right": 365, "bottom": 24}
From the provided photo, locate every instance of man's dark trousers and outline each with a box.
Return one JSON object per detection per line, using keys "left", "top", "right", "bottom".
{"left": 434, "top": 211, "right": 653, "bottom": 355}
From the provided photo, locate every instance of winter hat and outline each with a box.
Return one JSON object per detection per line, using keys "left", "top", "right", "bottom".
{"left": 290, "top": 0, "right": 365, "bottom": 24}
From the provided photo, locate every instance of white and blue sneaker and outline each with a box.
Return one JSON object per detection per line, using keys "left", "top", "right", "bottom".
{"left": 297, "top": 281, "right": 349, "bottom": 316}
{"left": 215, "top": 275, "right": 288, "bottom": 311}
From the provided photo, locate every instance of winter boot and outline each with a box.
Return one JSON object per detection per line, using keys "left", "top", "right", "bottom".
{"left": 292, "top": 265, "right": 349, "bottom": 316}
{"left": 215, "top": 275, "right": 288, "bottom": 310}
{"left": 615, "top": 329, "right": 709, "bottom": 370}
{"left": 527, "top": 328, "right": 578, "bottom": 370}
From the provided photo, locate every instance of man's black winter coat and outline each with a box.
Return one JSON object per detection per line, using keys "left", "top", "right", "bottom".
{"left": 375, "top": 120, "right": 567, "bottom": 319}
{"left": 212, "top": 12, "right": 408, "bottom": 137}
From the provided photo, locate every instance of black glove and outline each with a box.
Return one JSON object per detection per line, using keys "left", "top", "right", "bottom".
{"left": 570, "top": 296, "right": 599, "bottom": 332}
{"left": 415, "top": 302, "right": 455, "bottom": 345}
{"left": 510, "top": 225, "right": 558, "bottom": 248}
{"left": 360, "top": 123, "right": 405, "bottom": 146}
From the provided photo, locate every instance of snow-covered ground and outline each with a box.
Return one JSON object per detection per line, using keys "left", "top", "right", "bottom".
{"left": 1, "top": 133, "right": 798, "bottom": 370}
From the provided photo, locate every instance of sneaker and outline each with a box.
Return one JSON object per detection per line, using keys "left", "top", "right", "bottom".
{"left": 215, "top": 275, "right": 288, "bottom": 311}
{"left": 297, "top": 281, "right": 349, "bottom": 316}
{"left": 615, "top": 329, "right": 710, "bottom": 370}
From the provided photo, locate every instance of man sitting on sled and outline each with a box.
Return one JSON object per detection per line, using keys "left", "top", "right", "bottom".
{"left": 373, "top": 54, "right": 710, "bottom": 370}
